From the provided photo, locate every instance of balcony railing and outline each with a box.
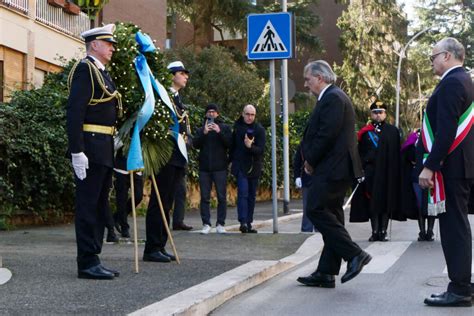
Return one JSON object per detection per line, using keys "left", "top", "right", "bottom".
{"left": 0, "top": 0, "right": 28, "bottom": 13}
{"left": 1, "top": 0, "right": 90, "bottom": 39}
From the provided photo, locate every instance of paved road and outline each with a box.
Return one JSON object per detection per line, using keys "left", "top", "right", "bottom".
{"left": 213, "top": 214, "right": 474, "bottom": 316}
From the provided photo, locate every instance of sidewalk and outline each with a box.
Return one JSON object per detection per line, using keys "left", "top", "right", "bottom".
{"left": 0, "top": 200, "right": 315, "bottom": 315}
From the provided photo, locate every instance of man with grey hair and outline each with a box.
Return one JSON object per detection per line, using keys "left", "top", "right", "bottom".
{"left": 419, "top": 37, "right": 473, "bottom": 307}
{"left": 297, "top": 60, "right": 370, "bottom": 288}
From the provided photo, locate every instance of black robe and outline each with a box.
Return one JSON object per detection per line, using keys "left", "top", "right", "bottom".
{"left": 350, "top": 122, "right": 405, "bottom": 222}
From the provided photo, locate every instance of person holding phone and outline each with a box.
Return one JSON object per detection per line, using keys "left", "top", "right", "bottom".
{"left": 230, "top": 104, "right": 266, "bottom": 233}
{"left": 193, "top": 104, "right": 232, "bottom": 234}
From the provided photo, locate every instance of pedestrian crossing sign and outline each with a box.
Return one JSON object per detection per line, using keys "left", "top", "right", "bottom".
{"left": 247, "top": 12, "right": 294, "bottom": 60}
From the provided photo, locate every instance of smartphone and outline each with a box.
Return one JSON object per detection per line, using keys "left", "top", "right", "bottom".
{"left": 246, "top": 128, "right": 254, "bottom": 138}
{"left": 207, "top": 117, "right": 214, "bottom": 125}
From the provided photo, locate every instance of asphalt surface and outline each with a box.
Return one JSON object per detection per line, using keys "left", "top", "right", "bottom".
{"left": 0, "top": 200, "right": 308, "bottom": 315}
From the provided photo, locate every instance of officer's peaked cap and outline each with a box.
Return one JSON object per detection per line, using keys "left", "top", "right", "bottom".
{"left": 167, "top": 61, "right": 189, "bottom": 74}
{"left": 81, "top": 24, "right": 117, "bottom": 44}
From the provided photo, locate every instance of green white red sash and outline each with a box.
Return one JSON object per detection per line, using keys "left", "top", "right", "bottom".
{"left": 421, "top": 101, "right": 474, "bottom": 215}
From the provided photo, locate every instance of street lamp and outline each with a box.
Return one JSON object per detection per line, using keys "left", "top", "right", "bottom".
{"left": 395, "top": 27, "right": 432, "bottom": 127}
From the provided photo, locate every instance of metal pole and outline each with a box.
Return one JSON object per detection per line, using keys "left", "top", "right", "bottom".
{"left": 281, "top": 0, "right": 290, "bottom": 214}
{"left": 395, "top": 27, "right": 431, "bottom": 128}
{"left": 270, "top": 60, "right": 278, "bottom": 233}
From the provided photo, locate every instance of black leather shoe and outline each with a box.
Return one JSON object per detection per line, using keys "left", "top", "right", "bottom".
{"left": 143, "top": 251, "right": 171, "bottom": 263}
{"left": 239, "top": 224, "right": 248, "bottom": 233}
{"left": 106, "top": 230, "right": 119, "bottom": 243}
{"left": 341, "top": 251, "right": 372, "bottom": 283}
{"left": 425, "top": 230, "right": 434, "bottom": 241}
{"left": 78, "top": 264, "right": 114, "bottom": 280}
{"left": 247, "top": 226, "right": 258, "bottom": 233}
{"left": 378, "top": 231, "right": 389, "bottom": 242}
{"left": 368, "top": 232, "right": 378, "bottom": 242}
{"left": 121, "top": 228, "right": 131, "bottom": 238}
{"left": 424, "top": 291, "right": 472, "bottom": 307}
{"left": 160, "top": 249, "right": 176, "bottom": 261}
{"left": 297, "top": 271, "right": 335, "bottom": 288}
{"left": 100, "top": 265, "right": 120, "bottom": 277}
{"left": 418, "top": 232, "right": 426, "bottom": 241}
{"left": 173, "top": 223, "right": 193, "bottom": 231}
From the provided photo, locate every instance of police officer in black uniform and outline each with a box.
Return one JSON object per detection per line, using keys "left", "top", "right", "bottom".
{"left": 143, "top": 61, "right": 190, "bottom": 263}
{"left": 66, "top": 24, "right": 122, "bottom": 280}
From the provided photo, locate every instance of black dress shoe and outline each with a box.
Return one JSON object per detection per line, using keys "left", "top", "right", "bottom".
{"left": 368, "top": 232, "right": 378, "bottom": 242}
{"left": 297, "top": 271, "right": 335, "bottom": 288}
{"left": 417, "top": 232, "right": 426, "bottom": 241}
{"left": 121, "top": 228, "right": 131, "bottom": 238}
{"left": 106, "top": 230, "right": 119, "bottom": 243}
{"left": 425, "top": 230, "right": 434, "bottom": 241}
{"left": 239, "top": 224, "right": 248, "bottom": 233}
{"left": 78, "top": 264, "right": 114, "bottom": 280}
{"left": 424, "top": 291, "right": 472, "bottom": 307}
{"left": 247, "top": 226, "right": 258, "bottom": 233}
{"left": 160, "top": 249, "right": 176, "bottom": 261}
{"left": 341, "top": 251, "right": 372, "bottom": 283}
{"left": 100, "top": 265, "right": 120, "bottom": 277}
{"left": 143, "top": 251, "right": 171, "bottom": 263}
{"left": 378, "top": 231, "right": 388, "bottom": 242}
{"left": 173, "top": 223, "right": 193, "bottom": 231}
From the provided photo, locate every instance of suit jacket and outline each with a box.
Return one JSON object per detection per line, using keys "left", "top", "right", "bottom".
{"left": 66, "top": 56, "right": 117, "bottom": 168}
{"left": 416, "top": 67, "right": 474, "bottom": 179}
{"left": 302, "top": 85, "right": 363, "bottom": 183}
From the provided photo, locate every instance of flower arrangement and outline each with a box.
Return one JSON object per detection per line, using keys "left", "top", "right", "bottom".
{"left": 108, "top": 22, "right": 174, "bottom": 176}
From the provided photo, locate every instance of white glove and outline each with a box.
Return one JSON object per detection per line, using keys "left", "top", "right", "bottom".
{"left": 295, "top": 177, "right": 302, "bottom": 189}
{"left": 114, "top": 135, "right": 124, "bottom": 152}
{"left": 71, "top": 152, "right": 89, "bottom": 180}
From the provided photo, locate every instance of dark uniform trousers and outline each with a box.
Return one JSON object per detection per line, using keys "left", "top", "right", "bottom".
{"left": 307, "top": 177, "right": 362, "bottom": 275}
{"left": 441, "top": 178, "right": 474, "bottom": 296}
{"left": 75, "top": 162, "right": 113, "bottom": 270}
{"left": 145, "top": 163, "right": 185, "bottom": 253}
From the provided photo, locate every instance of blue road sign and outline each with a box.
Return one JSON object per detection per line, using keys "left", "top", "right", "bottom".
{"left": 247, "top": 12, "right": 293, "bottom": 60}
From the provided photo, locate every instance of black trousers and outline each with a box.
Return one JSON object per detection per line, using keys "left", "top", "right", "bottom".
{"left": 440, "top": 178, "right": 473, "bottom": 296}
{"left": 145, "top": 164, "right": 185, "bottom": 253}
{"left": 74, "top": 163, "right": 112, "bottom": 270}
{"left": 114, "top": 171, "right": 144, "bottom": 230}
{"left": 306, "top": 179, "right": 362, "bottom": 275}
{"left": 199, "top": 170, "right": 227, "bottom": 226}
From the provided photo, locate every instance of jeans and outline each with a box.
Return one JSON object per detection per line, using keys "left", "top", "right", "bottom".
{"left": 236, "top": 171, "right": 259, "bottom": 226}
{"left": 199, "top": 170, "right": 227, "bottom": 226}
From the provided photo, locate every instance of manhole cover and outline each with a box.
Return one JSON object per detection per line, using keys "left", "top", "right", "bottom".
{"left": 425, "top": 276, "right": 449, "bottom": 287}
{"left": 0, "top": 268, "right": 12, "bottom": 285}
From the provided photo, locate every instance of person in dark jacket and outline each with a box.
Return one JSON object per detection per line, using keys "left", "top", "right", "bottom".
{"left": 193, "top": 104, "right": 232, "bottom": 234}
{"left": 350, "top": 99, "right": 403, "bottom": 242}
{"left": 293, "top": 143, "right": 316, "bottom": 232}
{"left": 230, "top": 104, "right": 266, "bottom": 233}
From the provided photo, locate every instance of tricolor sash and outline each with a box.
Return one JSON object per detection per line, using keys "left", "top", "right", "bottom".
{"left": 421, "top": 101, "right": 474, "bottom": 215}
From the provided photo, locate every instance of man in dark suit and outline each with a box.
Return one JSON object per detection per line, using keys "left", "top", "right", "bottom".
{"left": 66, "top": 24, "right": 122, "bottom": 280}
{"left": 419, "top": 37, "right": 473, "bottom": 307}
{"left": 143, "top": 61, "right": 190, "bottom": 263}
{"left": 296, "top": 60, "right": 371, "bottom": 288}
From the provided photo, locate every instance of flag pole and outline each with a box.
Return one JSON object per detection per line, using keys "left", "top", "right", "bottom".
{"left": 130, "top": 171, "right": 139, "bottom": 273}
{"left": 151, "top": 174, "right": 180, "bottom": 264}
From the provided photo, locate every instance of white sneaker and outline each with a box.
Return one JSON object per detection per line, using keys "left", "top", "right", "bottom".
{"left": 216, "top": 224, "right": 226, "bottom": 234}
{"left": 201, "top": 224, "right": 211, "bottom": 235}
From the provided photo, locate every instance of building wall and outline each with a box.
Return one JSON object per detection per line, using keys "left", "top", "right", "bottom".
{"left": 101, "top": 0, "right": 167, "bottom": 49}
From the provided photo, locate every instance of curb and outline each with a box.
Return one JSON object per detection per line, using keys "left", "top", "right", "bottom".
{"left": 129, "top": 229, "right": 323, "bottom": 316}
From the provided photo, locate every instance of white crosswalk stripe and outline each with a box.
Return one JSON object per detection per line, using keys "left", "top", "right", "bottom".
{"left": 361, "top": 241, "right": 412, "bottom": 274}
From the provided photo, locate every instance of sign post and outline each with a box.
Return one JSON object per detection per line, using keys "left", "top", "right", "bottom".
{"left": 247, "top": 12, "right": 294, "bottom": 233}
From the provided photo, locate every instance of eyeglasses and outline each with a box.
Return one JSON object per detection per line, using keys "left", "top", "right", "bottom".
{"left": 371, "top": 109, "right": 385, "bottom": 115}
{"left": 429, "top": 51, "right": 448, "bottom": 62}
